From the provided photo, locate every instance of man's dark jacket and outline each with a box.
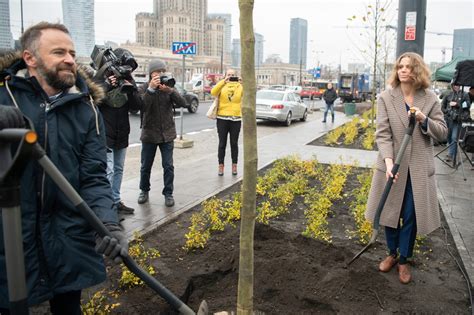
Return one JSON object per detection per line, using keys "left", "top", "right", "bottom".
{"left": 0, "top": 51, "right": 116, "bottom": 307}
{"left": 323, "top": 88, "right": 338, "bottom": 104}
{"left": 140, "top": 84, "right": 186, "bottom": 143}
{"left": 99, "top": 85, "right": 142, "bottom": 149}
{"left": 441, "top": 89, "right": 471, "bottom": 123}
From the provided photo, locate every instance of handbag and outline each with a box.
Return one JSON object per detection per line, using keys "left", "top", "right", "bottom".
{"left": 206, "top": 97, "right": 219, "bottom": 120}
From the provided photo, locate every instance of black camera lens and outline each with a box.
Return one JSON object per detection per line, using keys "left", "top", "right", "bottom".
{"left": 160, "top": 76, "right": 176, "bottom": 88}
{"left": 229, "top": 76, "right": 239, "bottom": 82}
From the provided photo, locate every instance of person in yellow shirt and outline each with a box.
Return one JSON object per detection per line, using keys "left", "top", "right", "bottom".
{"left": 211, "top": 69, "right": 243, "bottom": 176}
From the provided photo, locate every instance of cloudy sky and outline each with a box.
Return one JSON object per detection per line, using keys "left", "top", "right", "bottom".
{"left": 7, "top": 0, "right": 474, "bottom": 68}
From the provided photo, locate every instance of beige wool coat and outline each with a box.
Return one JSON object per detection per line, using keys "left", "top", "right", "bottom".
{"left": 365, "top": 87, "right": 448, "bottom": 235}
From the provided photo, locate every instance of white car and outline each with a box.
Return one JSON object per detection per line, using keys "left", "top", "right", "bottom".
{"left": 256, "top": 89, "right": 308, "bottom": 126}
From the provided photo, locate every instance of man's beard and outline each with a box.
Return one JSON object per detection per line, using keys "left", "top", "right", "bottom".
{"left": 36, "top": 58, "right": 77, "bottom": 91}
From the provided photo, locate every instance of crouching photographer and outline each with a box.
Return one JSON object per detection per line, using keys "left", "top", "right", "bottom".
{"left": 0, "top": 22, "right": 126, "bottom": 314}
{"left": 441, "top": 82, "right": 471, "bottom": 161}
{"left": 90, "top": 46, "right": 142, "bottom": 215}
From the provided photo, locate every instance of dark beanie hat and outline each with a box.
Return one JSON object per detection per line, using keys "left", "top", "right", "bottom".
{"left": 148, "top": 59, "right": 166, "bottom": 75}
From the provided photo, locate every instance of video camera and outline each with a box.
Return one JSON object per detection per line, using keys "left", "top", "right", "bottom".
{"left": 90, "top": 45, "right": 138, "bottom": 93}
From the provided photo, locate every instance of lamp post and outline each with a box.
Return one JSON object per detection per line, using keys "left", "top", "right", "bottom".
{"left": 20, "top": 0, "right": 24, "bottom": 34}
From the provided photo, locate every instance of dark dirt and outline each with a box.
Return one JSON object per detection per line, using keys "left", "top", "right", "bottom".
{"left": 101, "top": 167, "right": 471, "bottom": 314}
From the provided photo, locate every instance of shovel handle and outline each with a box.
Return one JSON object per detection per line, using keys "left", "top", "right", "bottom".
{"left": 33, "top": 143, "right": 196, "bottom": 315}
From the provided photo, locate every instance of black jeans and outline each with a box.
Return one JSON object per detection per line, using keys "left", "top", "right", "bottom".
{"left": 0, "top": 290, "right": 81, "bottom": 315}
{"left": 217, "top": 118, "right": 241, "bottom": 164}
{"left": 140, "top": 141, "right": 174, "bottom": 196}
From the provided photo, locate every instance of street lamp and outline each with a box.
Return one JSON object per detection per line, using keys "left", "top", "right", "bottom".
{"left": 20, "top": 0, "right": 24, "bottom": 34}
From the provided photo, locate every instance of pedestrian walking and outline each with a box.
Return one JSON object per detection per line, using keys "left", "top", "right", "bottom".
{"left": 0, "top": 22, "right": 127, "bottom": 314}
{"left": 137, "top": 59, "right": 186, "bottom": 207}
{"left": 365, "top": 52, "right": 447, "bottom": 284}
{"left": 210, "top": 69, "right": 243, "bottom": 176}
{"left": 322, "top": 83, "right": 337, "bottom": 123}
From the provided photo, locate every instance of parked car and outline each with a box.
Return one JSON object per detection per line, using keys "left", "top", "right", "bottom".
{"left": 286, "top": 85, "right": 303, "bottom": 94}
{"left": 175, "top": 84, "right": 199, "bottom": 113}
{"left": 300, "top": 87, "right": 314, "bottom": 99}
{"left": 256, "top": 89, "right": 308, "bottom": 126}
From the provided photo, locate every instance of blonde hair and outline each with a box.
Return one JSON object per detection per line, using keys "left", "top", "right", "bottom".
{"left": 388, "top": 52, "right": 431, "bottom": 90}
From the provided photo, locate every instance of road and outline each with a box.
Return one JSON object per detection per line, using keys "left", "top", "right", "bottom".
{"left": 128, "top": 98, "right": 326, "bottom": 145}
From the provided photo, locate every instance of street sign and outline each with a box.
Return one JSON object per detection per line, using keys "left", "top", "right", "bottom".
{"left": 172, "top": 42, "right": 197, "bottom": 55}
{"left": 405, "top": 26, "right": 416, "bottom": 41}
{"left": 404, "top": 11, "right": 416, "bottom": 41}
{"left": 315, "top": 67, "right": 321, "bottom": 79}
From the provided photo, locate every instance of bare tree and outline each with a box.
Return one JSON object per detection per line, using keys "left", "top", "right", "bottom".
{"left": 347, "top": 0, "right": 396, "bottom": 124}
{"left": 237, "top": 0, "right": 257, "bottom": 314}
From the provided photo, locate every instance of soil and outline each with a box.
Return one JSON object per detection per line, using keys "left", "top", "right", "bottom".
{"left": 99, "top": 166, "right": 471, "bottom": 314}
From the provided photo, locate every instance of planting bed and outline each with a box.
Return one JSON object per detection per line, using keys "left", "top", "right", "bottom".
{"left": 89, "top": 161, "right": 470, "bottom": 314}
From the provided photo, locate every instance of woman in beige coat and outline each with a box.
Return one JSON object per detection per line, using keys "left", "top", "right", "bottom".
{"left": 365, "top": 52, "right": 447, "bottom": 284}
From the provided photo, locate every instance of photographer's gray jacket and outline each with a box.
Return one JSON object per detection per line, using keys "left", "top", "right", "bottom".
{"left": 0, "top": 52, "right": 117, "bottom": 308}
{"left": 441, "top": 90, "right": 471, "bottom": 122}
{"left": 139, "top": 84, "right": 186, "bottom": 143}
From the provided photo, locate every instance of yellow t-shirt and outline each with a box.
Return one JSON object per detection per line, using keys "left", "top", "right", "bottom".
{"left": 211, "top": 79, "right": 243, "bottom": 117}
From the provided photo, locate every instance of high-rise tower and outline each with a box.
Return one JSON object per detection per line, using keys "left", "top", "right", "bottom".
{"left": 289, "top": 18, "right": 308, "bottom": 68}
{"left": 62, "top": 0, "right": 95, "bottom": 57}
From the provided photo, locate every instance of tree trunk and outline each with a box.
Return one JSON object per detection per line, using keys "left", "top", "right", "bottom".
{"left": 237, "top": 1, "right": 257, "bottom": 314}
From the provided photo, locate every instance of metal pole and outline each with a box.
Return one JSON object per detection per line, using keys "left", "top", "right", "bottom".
{"left": 396, "top": 0, "right": 427, "bottom": 57}
{"left": 20, "top": 0, "right": 24, "bottom": 34}
{"left": 180, "top": 55, "right": 185, "bottom": 140}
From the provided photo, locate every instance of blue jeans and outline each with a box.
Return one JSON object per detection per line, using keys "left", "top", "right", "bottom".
{"left": 323, "top": 103, "right": 335, "bottom": 121}
{"left": 140, "top": 141, "right": 174, "bottom": 196}
{"left": 107, "top": 147, "right": 127, "bottom": 204}
{"left": 384, "top": 172, "right": 417, "bottom": 258}
{"left": 447, "top": 120, "right": 460, "bottom": 158}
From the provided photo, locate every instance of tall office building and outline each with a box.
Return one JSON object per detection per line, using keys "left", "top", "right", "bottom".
{"left": 289, "top": 18, "right": 307, "bottom": 68}
{"left": 231, "top": 38, "right": 241, "bottom": 67}
{"left": 255, "top": 33, "right": 264, "bottom": 68}
{"left": 208, "top": 13, "right": 231, "bottom": 56}
{"left": 62, "top": 0, "right": 95, "bottom": 57}
{"left": 452, "top": 28, "right": 474, "bottom": 59}
{"left": 0, "top": 0, "right": 14, "bottom": 50}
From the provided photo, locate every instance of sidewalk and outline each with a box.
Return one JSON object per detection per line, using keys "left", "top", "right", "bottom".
{"left": 120, "top": 109, "right": 473, "bottom": 286}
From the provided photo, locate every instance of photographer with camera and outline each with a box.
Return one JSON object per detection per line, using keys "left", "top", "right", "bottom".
{"left": 441, "top": 82, "right": 471, "bottom": 161}
{"left": 137, "top": 59, "right": 186, "bottom": 207}
{"left": 211, "top": 69, "right": 243, "bottom": 176}
{"left": 93, "top": 47, "right": 142, "bottom": 216}
{"left": 0, "top": 22, "right": 126, "bottom": 314}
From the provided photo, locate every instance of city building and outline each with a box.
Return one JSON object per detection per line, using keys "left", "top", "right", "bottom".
{"left": 232, "top": 38, "right": 241, "bottom": 67}
{"left": 136, "top": 0, "right": 227, "bottom": 59}
{"left": 348, "top": 63, "right": 369, "bottom": 73}
{"left": 0, "top": 0, "right": 14, "bottom": 50}
{"left": 289, "top": 18, "right": 308, "bottom": 68}
{"left": 452, "top": 28, "right": 474, "bottom": 59}
{"left": 255, "top": 32, "right": 264, "bottom": 68}
{"left": 208, "top": 13, "right": 231, "bottom": 56}
{"left": 256, "top": 62, "right": 311, "bottom": 86}
{"left": 62, "top": 0, "right": 95, "bottom": 57}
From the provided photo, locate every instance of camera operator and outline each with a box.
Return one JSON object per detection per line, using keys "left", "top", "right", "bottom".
{"left": 137, "top": 59, "right": 186, "bottom": 207}
{"left": 96, "top": 48, "right": 142, "bottom": 216}
{"left": 0, "top": 22, "right": 126, "bottom": 314}
{"left": 441, "top": 82, "right": 471, "bottom": 161}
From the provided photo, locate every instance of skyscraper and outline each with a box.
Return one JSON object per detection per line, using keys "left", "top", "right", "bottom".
{"left": 452, "top": 28, "right": 474, "bottom": 59}
{"left": 62, "top": 0, "right": 95, "bottom": 57}
{"left": 0, "top": 0, "right": 14, "bottom": 50}
{"left": 289, "top": 18, "right": 307, "bottom": 68}
{"left": 232, "top": 38, "right": 241, "bottom": 67}
{"left": 208, "top": 13, "right": 232, "bottom": 56}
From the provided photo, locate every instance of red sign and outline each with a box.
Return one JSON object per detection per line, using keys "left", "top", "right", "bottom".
{"left": 405, "top": 26, "right": 416, "bottom": 41}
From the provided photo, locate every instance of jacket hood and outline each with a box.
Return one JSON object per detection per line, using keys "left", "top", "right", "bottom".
{"left": 0, "top": 50, "right": 105, "bottom": 103}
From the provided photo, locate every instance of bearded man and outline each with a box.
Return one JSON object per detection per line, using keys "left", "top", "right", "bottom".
{"left": 0, "top": 22, "right": 127, "bottom": 314}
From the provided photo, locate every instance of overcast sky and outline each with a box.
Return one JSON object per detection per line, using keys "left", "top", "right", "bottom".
{"left": 8, "top": 0, "right": 474, "bottom": 69}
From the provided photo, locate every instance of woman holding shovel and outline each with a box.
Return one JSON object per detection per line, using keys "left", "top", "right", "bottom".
{"left": 365, "top": 52, "right": 447, "bottom": 284}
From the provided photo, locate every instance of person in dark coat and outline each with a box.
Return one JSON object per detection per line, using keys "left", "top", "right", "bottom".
{"left": 0, "top": 22, "right": 127, "bottom": 314}
{"left": 97, "top": 48, "right": 142, "bottom": 215}
{"left": 322, "top": 83, "right": 338, "bottom": 123}
{"left": 137, "top": 59, "right": 186, "bottom": 207}
{"left": 441, "top": 82, "right": 471, "bottom": 161}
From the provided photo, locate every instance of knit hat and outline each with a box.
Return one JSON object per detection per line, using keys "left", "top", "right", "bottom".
{"left": 148, "top": 59, "right": 166, "bottom": 75}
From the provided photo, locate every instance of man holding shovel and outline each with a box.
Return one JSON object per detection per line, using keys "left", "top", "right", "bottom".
{"left": 0, "top": 22, "right": 127, "bottom": 314}
{"left": 365, "top": 52, "right": 447, "bottom": 284}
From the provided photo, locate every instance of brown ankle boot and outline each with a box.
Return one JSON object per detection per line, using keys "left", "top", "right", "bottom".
{"left": 218, "top": 164, "right": 224, "bottom": 176}
{"left": 232, "top": 164, "right": 237, "bottom": 175}
{"left": 398, "top": 264, "right": 412, "bottom": 284}
{"left": 379, "top": 255, "right": 398, "bottom": 272}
